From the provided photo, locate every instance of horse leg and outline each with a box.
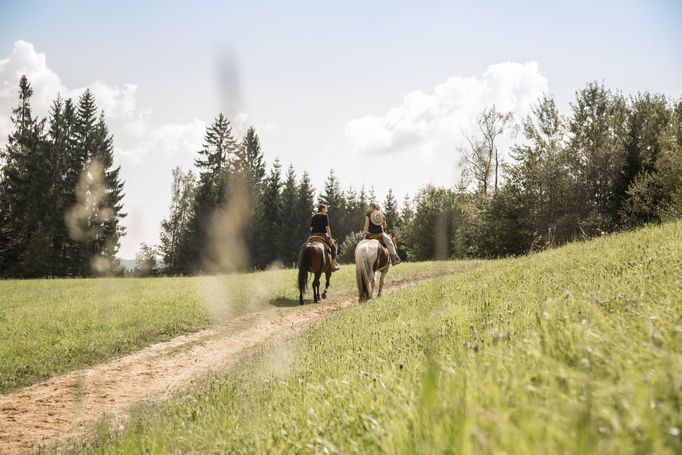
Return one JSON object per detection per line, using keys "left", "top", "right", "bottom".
{"left": 377, "top": 267, "right": 388, "bottom": 297}
{"left": 312, "top": 274, "right": 317, "bottom": 303}
{"left": 322, "top": 271, "right": 331, "bottom": 299}
{"left": 313, "top": 272, "right": 321, "bottom": 303}
{"left": 316, "top": 273, "right": 323, "bottom": 302}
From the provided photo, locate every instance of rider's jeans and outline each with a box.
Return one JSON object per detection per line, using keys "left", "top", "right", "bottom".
{"left": 382, "top": 233, "right": 398, "bottom": 258}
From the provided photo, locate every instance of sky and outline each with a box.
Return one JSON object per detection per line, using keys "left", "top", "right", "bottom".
{"left": 0, "top": 0, "right": 680, "bottom": 258}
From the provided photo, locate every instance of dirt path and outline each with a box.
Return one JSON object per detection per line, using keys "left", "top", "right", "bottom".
{"left": 0, "top": 282, "right": 415, "bottom": 454}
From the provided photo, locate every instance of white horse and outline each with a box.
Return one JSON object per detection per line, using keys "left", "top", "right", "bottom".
{"left": 355, "top": 238, "right": 391, "bottom": 302}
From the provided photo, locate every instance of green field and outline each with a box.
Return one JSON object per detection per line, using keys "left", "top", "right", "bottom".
{"left": 0, "top": 260, "right": 468, "bottom": 393}
{"left": 76, "top": 222, "right": 682, "bottom": 454}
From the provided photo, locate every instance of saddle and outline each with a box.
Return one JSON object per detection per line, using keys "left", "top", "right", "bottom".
{"left": 308, "top": 235, "right": 333, "bottom": 255}
{"left": 364, "top": 232, "right": 387, "bottom": 248}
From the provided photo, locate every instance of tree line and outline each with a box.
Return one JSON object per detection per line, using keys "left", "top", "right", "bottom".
{"left": 400, "top": 84, "right": 682, "bottom": 260}
{"left": 153, "top": 115, "right": 392, "bottom": 274}
{"left": 1, "top": 75, "right": 680, "bottom": 278}
{"left": 153, "top": 82, "right": 680, "bottom": 274}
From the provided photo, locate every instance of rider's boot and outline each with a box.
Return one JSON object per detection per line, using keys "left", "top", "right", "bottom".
{"left": 329, "top": 240, "right": 340, "bottom": 271}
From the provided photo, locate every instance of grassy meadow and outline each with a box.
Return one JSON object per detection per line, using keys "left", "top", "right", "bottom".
{"left": 0, "top": 260, "right": 469, "bottom": 393}
{"left": 82, "top": 221, "right": 681, "bottom": 454}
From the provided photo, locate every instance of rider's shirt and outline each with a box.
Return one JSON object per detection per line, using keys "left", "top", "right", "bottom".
{"left": 366, "top": 211, "right": 384, "bottom": 234}
{"left": 311, "top": 213, "right": 329, "bottom": 234}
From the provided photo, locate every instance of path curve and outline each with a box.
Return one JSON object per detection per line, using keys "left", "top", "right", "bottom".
{"left": 0, "top": 282, "right": 414, "bottom": 454}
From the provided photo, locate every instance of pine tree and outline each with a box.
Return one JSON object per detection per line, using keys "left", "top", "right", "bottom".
{"left": 383, "top": 188, "right": 400, "bottom": 231}
{"left": 355, "top": 185, "right": 369, "bottom": 227}
{"left": 195, "top": 113, "right": 238, "bottom": 180}
{"left": 66, "top": 89, "right": 101, "bottom": 275}
{"left": 19, "top": 94, "right": 76, "bottom": 277}
{"left": 45, "top": 96, "right": 70, "bottom": 274}
{"left": 341, "top": 186, "right": 360, "bottom": 236}
{"left": 294, "top": 171, "right": 315, "bottom": 243}
{"left": 254, "top": 159, "right": 282, "bottom": 268}
{"left": 73, "top": 89, "right": 98, "bottom": 169}
{"left": 234, "top": 126, "right": 266, "bottom": 264}
{"left": 394, "top": 192, "right": 415, "bottom": 259}
{"left": 318, "top": 169, "right": 347, "bottom": 243}
{"left": 20, "top": 103, "right": 50, "bottom": 277}
{"left": 367, "top": 186, "right": 377, "bottom": 205}
{"left": 178, "top": 180, "right": 216, "bottom": 274}
{"left": 60, "top": 91, "right": 126, "bottom": 275}
{"left": 91, "top": 112, "right": 126, "bottom": 264}
{"left": 59, "top": 97, "right": 81, "bottom": 275}
{"left": 180, "top": 114, "right": 238, "bottom": 273}
{"left": 276, "top": 165, "right": 300, "bottom": 265}
{"left": 0, "top": 76, "right": 46, "bottom": 277}
{"left": 400, "top": 194, "right": 414, "bottom": 228}
{"left": 234, "top": 126, "right": 265, "bottom": 191}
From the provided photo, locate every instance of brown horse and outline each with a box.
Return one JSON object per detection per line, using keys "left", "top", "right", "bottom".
{"left": 297, "top": 238, "right": 333, "bottom": 305}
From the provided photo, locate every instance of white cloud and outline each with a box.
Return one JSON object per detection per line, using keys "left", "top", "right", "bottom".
{"left": 0, "top": 40, "right": 63, "bottom": 111}
{"left": 233, "top": 111, "right": 250, "bottom": 132}
{"left": 122, "top": 108, "right": 153, "bottom": 137}
{"left": 68, "top": 81, "right": 138, "bottom": 119}
{"left": 118, "top": 119, "right": 205, "bottom": 164}
{"left": 345, "top": 61, "right": 548, "bottom": 155}
{"left": 0, "top": 114, "right": 10, "bottom": 145}
{"left": 0, "top": 40, "right": 143, "bottom": 148}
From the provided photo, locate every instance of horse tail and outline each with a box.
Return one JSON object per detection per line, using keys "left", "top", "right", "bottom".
{"left": 355, "top": 242, "right": 372, "bottom": 301}
{"left": 298, "top": 245, "right": 311, "bottom": 295}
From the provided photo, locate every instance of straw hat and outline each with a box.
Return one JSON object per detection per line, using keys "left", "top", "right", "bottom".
{"left": 369, "top": 210, "right": 385, "bottom": 226}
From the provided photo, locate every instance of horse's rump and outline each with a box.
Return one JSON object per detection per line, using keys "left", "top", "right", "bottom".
{"left": 354, "top": 239, "right": 390, "bottom": 302}
{"left": 298, "top": 241, "right": 330, "bottom": 274}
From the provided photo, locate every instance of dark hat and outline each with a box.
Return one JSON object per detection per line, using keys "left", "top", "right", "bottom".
{"left": 317, "top": 203, "right": 328, "bottom": 211}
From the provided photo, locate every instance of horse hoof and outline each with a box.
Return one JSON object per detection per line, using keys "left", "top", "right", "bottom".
{"left": 321, "top": 293, "right": 327, "bottom": 300}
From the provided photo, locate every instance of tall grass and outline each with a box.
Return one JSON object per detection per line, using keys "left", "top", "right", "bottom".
{"left": 86, "top": 222, "right": 681, "bottom": 454}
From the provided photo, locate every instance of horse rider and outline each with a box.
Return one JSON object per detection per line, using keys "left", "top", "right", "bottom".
{"left": 364, "top": 202, "right": 402, "bottom": 265}
{"left": 310, "top": 204, "right": 340, "bottom": 271}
